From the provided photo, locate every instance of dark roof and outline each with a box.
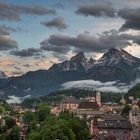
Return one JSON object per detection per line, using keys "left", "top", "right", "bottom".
{"left": 78, "top": 101, "right": 99, "bottom": 109}
{"left": 61, "top": 96, "right": 79, "bottom": 104}
{"left": 101, "top": 114, "right": 126, "bottom": 121}
{"left": 92, "top": 114, "right": 132, "bottom": 130}
{"left": 95, "top": 120, "right": 132, "bottom": 130}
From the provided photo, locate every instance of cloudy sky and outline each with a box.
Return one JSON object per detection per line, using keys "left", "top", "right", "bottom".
{"left": 0, "top": 0, "right": 140, "bottom": 76}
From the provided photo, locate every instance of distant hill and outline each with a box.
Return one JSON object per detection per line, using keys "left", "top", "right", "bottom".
{"left": 0, "top": 48, "right": 140, "bottom": 97}
{"left": 125, "top": 83, "right": 140, "bottom": 99}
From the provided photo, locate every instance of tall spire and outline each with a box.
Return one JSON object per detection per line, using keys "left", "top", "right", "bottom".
{"left": 96, "top": 90, "right": 101, "bottom": 107}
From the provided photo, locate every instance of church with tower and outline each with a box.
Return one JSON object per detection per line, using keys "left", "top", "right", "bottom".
{"left": 84, "top": 90, "right": 101, "bottom": 107}
{"left": 60, "top": 90, "right": 101, "bottom": 111}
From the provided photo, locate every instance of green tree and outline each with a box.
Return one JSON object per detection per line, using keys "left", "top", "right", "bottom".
{"left": 37, "top": 104, "right": 50, "bottom": 122}
{"left": 27, "top": 131, "right": 40, "bottom": 140}
{"left": 26, "top": 112, "right": 90, "bottom": 140}
{"left": 5, "top": 118, "right": 16, "bottom": 129}
{"left": 23, "top": 111, "right": 36, "bottom": 123}
{"left": 9, "top": 126, "right": 20, "bottom": 140}
{"left": 67, "top": 128, "right": 76, "bottom": 140}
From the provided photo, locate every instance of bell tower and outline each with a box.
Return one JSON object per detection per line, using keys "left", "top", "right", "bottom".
{"left": 96, "top": 90, "right": 101, "bottom": 107}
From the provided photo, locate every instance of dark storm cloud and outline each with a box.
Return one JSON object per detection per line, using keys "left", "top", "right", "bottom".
{"left": 10, "top": 48, "right": 42, "bottom": 57}
{"left": 118, "top": 7, "right": 140, "bottom": 31}
{"left": 0, "top": 36, "right": 17, "bottom": 50}
{"left": 76, "top": 2, "right": 116, "bottom": 17}
{"left": 40, "top": 36, "right": 70, "bottom": 53}
{"left": 0, "top": 25, "right": 24, "bottom": 35}
{"left": 0, "top": 26, "right": 18, "bottom": 50}
{"left": 0, "top": 2, "right": 56, "bottom": 21}
{"left": 40, "top": 30, "right": 134, "bottom": 54}
{"left": 41, "top": 17, "right": 67, "bottom": 30}
{"left": 0, "top": 27, "right": 11, "bottom": 35}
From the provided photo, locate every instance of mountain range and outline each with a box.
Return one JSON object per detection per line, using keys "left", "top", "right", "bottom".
{"left": 0, "top": 48, "right": 140, "bottom": 98}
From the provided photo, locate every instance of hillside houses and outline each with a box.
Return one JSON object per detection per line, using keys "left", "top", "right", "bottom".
{"left": 51, "top": 91, "right": 134, "bottom": 140}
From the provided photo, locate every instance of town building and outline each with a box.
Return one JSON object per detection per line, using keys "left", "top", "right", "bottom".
{"left": 59, "top": 91, "right": 102, "bottom": 118}
{"left": 60, "top": 91, "right": 101, "bottom": 111}
{"left": 84, "top": 90, "right": 101, "bottom": 107}
{"left": 100, "top": 103, "right": 124, "bottom": 114}
{"left": 60, "top": 96, "right": 79, "bottom": 111}
{"left": 129, "top": 110, "right": 140, "bottom": 139}
{"left": 129, "top": 110, "right": 140, "bottom": 127}
{"left": 75, "top": 101, "right": 102, "bottom": 119}
{"left": 89, "top": 113, "right": 132, "bottom": 140}
{"left": 50, "top": 106, "right": 60, "bottom": 115}
{"left": 120, "top": 95, "right": 126, "bottom": 105}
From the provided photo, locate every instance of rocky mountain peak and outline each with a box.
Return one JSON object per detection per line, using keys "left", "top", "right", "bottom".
{"left": 120, "top": 49, "right": 140, "bottom": 60}
{"left": 120, "top": 49, "right": 140, "bottom": 66}
{"left": 96, "top": 48, "right": 140, "bottom": 67}
{"left": 95, "top": 48, "right": 123, "bottom": 66}
{"left": 102, "top": 48, "right": 122, "bottom": 58}
{"left": 49, "top": 48, "right": 140, "bottom": 72}
{"left": 70, "top": 51, "right": 86, "bottom": 62}
{"left": 1, "top": 48, "right": 140, "bottom": 97}
{"left": 88, "top": 57, "right": 94, "bottom": 63}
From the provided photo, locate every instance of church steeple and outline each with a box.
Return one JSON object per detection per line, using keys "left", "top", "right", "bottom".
{"left": 96, "top": 90, "right": 101, "bottom": 107}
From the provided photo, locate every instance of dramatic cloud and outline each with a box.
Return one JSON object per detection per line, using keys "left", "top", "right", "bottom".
{"left": 61, "top": 80, "right": 129, "bottom": 93}
{"left": 0, "top": 2, "right": 56, "bottom": 21}
{"left": 41, "top": 44, "right": 70, "bottom": 54}
{"left": 41, "top": 17, "right": 67, "bottom": 30}
{"left": 0, "top": 26, "right": 18, "bottom": 50}
{"left": 40, "top": 36, "right": 70, "bottom": 53}
{"left": 131, "top": 35, "right": 140, "bottom": 45}
{"left": 0, "top": 25, "right": 24, "bottom": 35}
{"left": 118, "top": 7, "right": 140, "bottom": 31}
{"left": 40, "top": 30, "right": 134, "bottom": 55}
{"left": 0, "top": 36, "right": 17, "bottom": 50}
{"left": 76, "top": 2, "right": 115, "bottom": 17}
{"left": 0, "top": 26, "right": 13, "bottom": 35}
{"left": 10, "top": 48, "right": 42, "bottom": 57}
{"left": 62, "top": 78, "right": 140, "bottom": 93}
